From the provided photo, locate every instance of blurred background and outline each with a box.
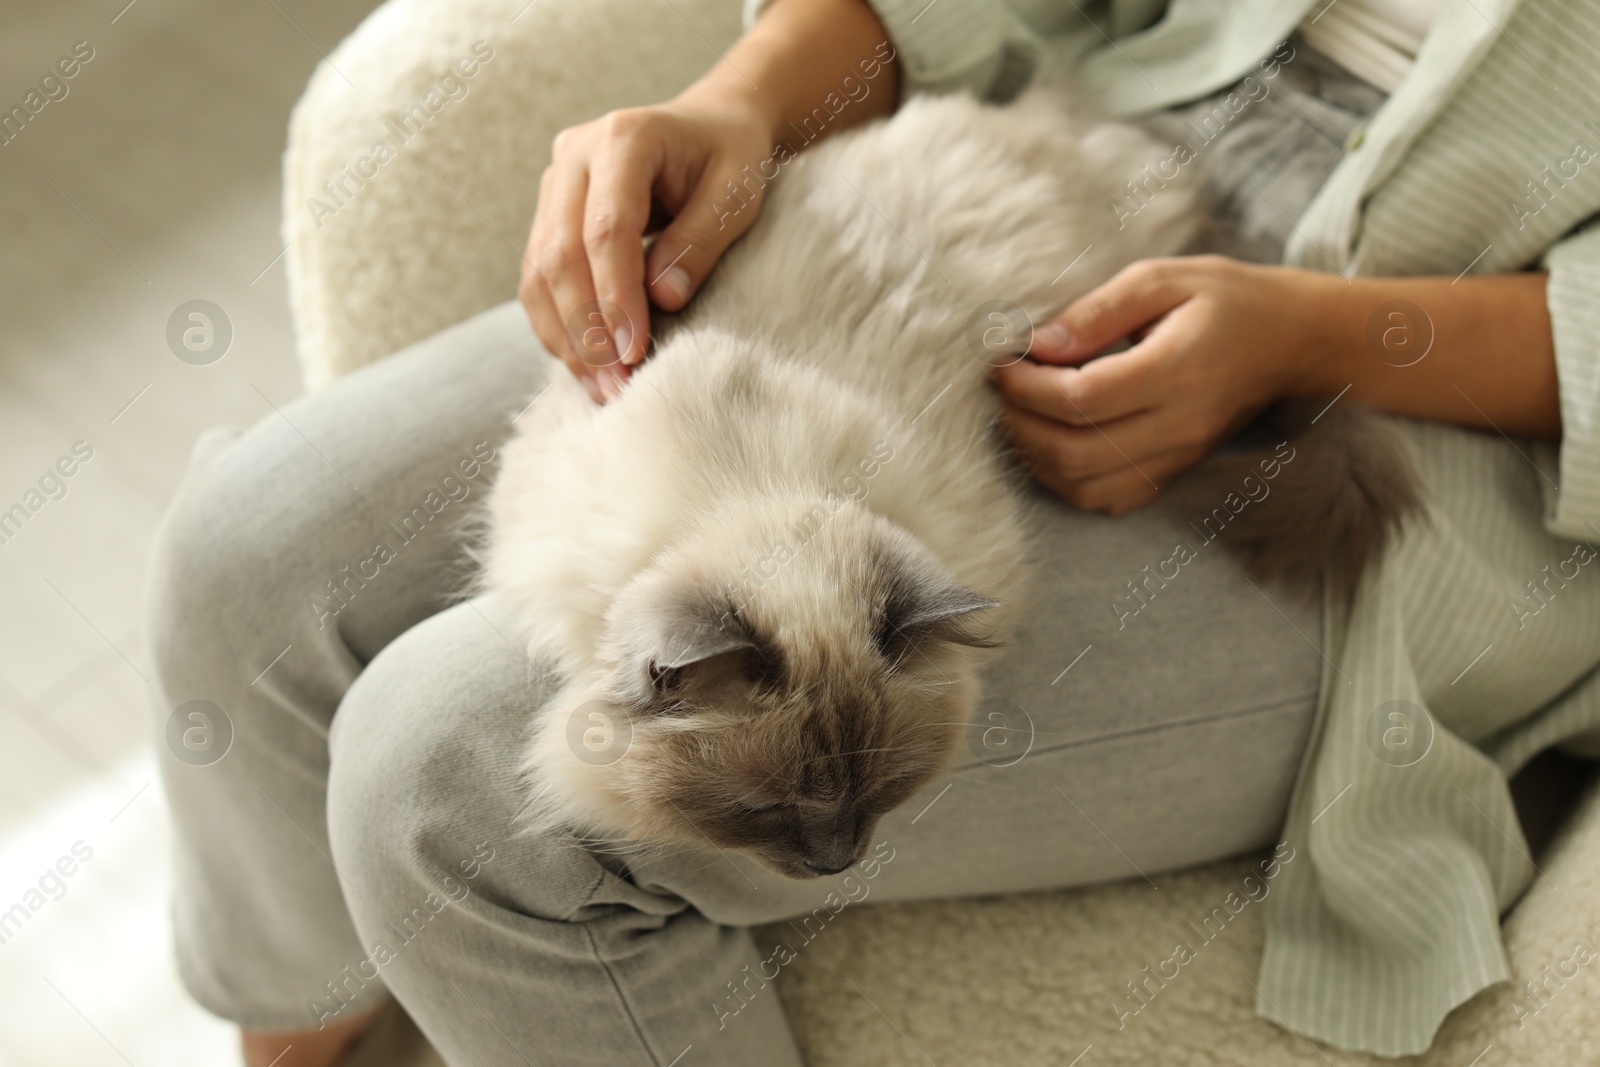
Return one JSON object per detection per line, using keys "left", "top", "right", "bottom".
{"left": 0, "top": 1, "right": 378, "bottom": 1062}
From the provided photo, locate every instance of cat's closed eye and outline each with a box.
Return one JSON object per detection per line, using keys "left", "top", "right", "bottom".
{"left": 739, "top": 801, "right": 789, "bottom": 815}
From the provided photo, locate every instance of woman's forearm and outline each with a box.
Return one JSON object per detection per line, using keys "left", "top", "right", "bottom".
{"left": 1293, "top": 271, "right": 1561, "bottom": 438}
{"left": 678, "top": 0, "right": 900, "bottom": 149}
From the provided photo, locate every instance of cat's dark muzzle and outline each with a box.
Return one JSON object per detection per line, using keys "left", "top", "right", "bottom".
{"left": 763, "top": 834, "right": 873, "bottom": 879}
{"left": 777, "top": 851, "right": 863, "bottom": 879}
{"left": 794, "top": 823, "right": 872, "bottom": 878}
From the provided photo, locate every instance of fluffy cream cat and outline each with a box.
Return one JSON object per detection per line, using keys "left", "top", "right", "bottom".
{"left": 482, "top": 86, "right": 1415, "bottom": 878}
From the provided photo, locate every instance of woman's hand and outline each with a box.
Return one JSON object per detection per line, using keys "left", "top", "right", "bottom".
{"left": 992, "top": 256, "right": 1325, "bottom": 514}
{"left": 520, "top": 0, "right": 901, "bottom": 403}
{"left": 992, "top": 252, "right": 1561, "bottom": 514}
{"left": 519, "top": 90, "right": 778, "bottom": 402}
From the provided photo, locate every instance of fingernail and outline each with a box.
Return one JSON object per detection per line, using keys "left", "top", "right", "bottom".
{"left": 1033, "top": 322, "right": 1072, "bottom": 352}
{"left": 658, "top": 266, "right": 691, "bottom": 306}
{"left": 580, "top": 374, "right": 603, "bottom": 404}
{"left": 614, "top": 324, "right": 635, "bottom": 364}
{"left": 598, "top": 367, "right": 623, "bottom": 400}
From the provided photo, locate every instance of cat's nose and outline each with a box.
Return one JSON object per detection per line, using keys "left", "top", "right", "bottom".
{"left": 799, "top": 814, "right": 862, "bottom": 874}
{"left": 804, "top": 859, "right": 854, "bottom": 876}
{"left": 800, "top": 834, "right": 859, "bottom": 875}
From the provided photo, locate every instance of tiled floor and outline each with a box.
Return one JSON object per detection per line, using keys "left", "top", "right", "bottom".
{"left": 0, "top": 1, "right": 378, "bottom": 1063}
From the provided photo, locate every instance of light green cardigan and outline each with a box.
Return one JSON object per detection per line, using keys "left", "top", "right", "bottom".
{"left": 747, "top": 0, "right": 1600, "bottom": 1055}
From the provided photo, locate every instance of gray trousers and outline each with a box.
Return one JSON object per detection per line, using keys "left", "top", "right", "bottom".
{"left": 146, "top": 41, "right": 1377, "bottom": 1067}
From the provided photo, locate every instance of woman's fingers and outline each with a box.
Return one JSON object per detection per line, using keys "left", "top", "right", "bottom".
{"left": 1002, "top": 413, "right": 1204, "bottom": 515}
{"left": 1029, "top": 258, "right": 1190, "bottom": 364}
{"left": 524, "top": 177, "right": 601, "bottom": 383}
{"left": 992, "top": 345, "right": 1166, "bottom": 427}
{"left": 519, "top": 169, "right": 569, "bottom": 359}
{"left": 998, "top": 292, "right": 1217, "bottom": 427}
{"left": 1048, "top": 461, "right": 1172, "bottom": 515}
{"left": 646, "top": 154, "right": 768, "bottom": 312}
{"left": 540, "top": 162, "right": 622, "bottom": 383}
{"left": 583, "top": 112, "right": 658, "bottom": 367}
{"left": 519, "top": 265, "right": 602, "bottom": 403}
{"left": 518, "top": 127, "right": 631, "bottom": 400}
{"left": 998, "top": 401, "right": 1178, "bottom": 484}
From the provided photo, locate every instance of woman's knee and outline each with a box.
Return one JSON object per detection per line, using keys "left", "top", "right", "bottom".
{"left": 148, "top": 308, "right": 549, "bottom": 696}
{"left": 325, "top": 603, "right": 582, "bottom": 920}
{"left": 145, "top": 422, "right": 329, "bottom": 695}
{"left": 326, "top": 612, "right": 801, "bottom": 1066}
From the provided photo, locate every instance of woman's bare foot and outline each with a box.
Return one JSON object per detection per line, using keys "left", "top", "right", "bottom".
{"left": 240, "top": 1004, "right": 383, "bottom": 1067}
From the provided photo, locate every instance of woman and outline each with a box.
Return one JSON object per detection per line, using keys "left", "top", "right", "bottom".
{"left": 148, "top": 0, "right": 1600, "bottom": 1063}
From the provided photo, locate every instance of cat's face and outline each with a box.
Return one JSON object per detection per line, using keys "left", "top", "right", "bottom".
{"left": 584, "top": 506, "right": 998, "bottom": 879}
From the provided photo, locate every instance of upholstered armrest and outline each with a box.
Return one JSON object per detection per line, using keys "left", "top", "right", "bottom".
{"left": 283, "top": 0, "right": 741, "bottom": 389}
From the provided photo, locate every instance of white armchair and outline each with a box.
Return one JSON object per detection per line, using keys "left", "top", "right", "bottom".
{"left": 284, "top": 2, "right": 1600, "bottom": 1063}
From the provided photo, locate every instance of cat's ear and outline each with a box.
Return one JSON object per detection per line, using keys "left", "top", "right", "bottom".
{"left": 608, "top": 569, "right": 779, "bottom": 708}
{"left": 896, "top": 586, "right": 1000, "bottom": 632}
{"left": 647, "top": 620, "right": 759, "bottom": 696}
{"left": 879, "top": 568, "right": 1001, "bottom": 655}
{"left": 615, "top": 597, "right": 779, "bottom": 708}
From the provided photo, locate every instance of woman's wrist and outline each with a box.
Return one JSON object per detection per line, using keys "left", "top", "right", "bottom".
{"left": 1273, "top": 266, "right": 1560, "bottom": 437}
{"left": 1278, "top": 267, "right": 1364, "bottom": 399}
{"left": 677, "top": 0, "right": 899, "bottom": 155}
{"left": 673, "top": 74, "right": 784, "bottom": 143}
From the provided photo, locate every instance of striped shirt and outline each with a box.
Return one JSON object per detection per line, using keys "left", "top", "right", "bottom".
{"left": 746, "top": 0, "right": 1600, "bottom": 1054}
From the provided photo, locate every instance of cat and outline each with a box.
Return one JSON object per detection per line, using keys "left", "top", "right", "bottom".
{"left": 481, "top": 85, "right": 1421, "bottom": 880}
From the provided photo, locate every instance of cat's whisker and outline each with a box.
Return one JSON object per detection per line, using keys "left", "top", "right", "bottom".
{"left": 684, "top": 851, "right": 739, "bottom": 879}
{"left": 887, "top": 644, "right": 920, "bottom": 673}
{"left": 563, "top": 830, "right": 677, "bottom": 860}
{"left": 803, "top": 746, "right": 910, "bottom": 765}
{"left": 571, "top": 833, "right": 639, "bottom": 850}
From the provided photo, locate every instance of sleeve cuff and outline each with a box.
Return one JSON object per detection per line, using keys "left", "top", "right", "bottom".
{"left": 1541, "top": 219, "right": 1600, "bottom": 541}
{"left": 743, "top": 0, "right": 1044, "bottom": 102}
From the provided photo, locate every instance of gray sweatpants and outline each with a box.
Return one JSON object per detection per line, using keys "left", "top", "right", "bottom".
{"left": 146, "top": 41, "right": 1379, "bottom": 1067}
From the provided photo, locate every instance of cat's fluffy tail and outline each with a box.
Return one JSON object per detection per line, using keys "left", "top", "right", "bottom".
{"left": 1196, "top": 400, "right": 1426, "bottom": 598}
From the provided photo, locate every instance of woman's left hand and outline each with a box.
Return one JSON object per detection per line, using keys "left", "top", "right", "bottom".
{"left": 991, "top": 255, "right": 1328, "bottom": 514}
